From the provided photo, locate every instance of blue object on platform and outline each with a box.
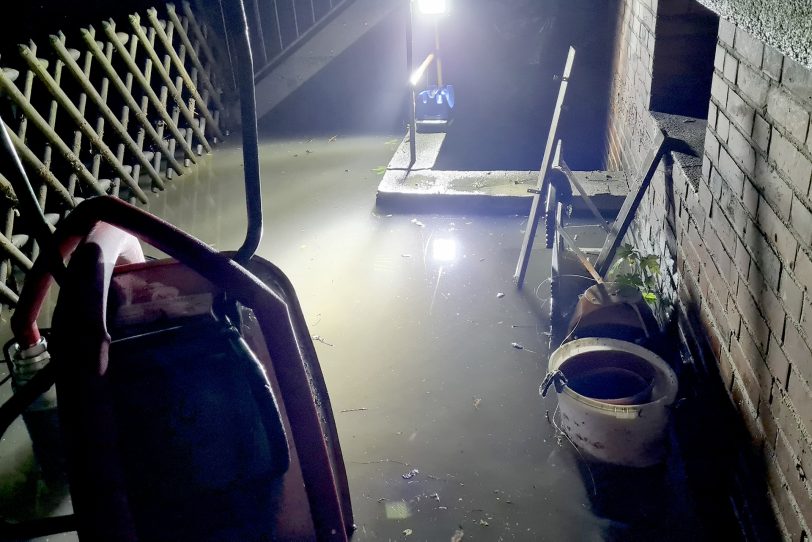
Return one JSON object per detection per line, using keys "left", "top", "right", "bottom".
{"left": 416, "top": 85, "right": 455, "bottom": 121}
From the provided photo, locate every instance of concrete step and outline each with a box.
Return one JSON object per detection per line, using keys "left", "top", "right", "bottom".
{"left": 376, "top": 132, "right": 629, "bottom": 215}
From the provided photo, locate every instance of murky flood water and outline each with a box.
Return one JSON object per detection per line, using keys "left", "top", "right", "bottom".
{"left": 1, "top": 136, "right": 708, "bottom": 541}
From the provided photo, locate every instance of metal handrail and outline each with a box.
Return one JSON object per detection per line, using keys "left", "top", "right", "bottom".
{"left": 408, "top": 51, "right": 436, "bottom": 165}
{"left": 247, "top": 0, "right": 353, "bottom": 80}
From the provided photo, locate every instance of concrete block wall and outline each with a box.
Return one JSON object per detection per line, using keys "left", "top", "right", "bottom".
{"left": 606, "top": 0, "right": 812, "bottom": 538}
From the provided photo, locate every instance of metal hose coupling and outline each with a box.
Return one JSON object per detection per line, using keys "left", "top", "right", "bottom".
{"left": 10, "top": 338, "right": 57, "bottom": 411}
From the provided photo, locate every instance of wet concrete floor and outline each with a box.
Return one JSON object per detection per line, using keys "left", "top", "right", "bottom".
{"left": 2, "top": 135, "right": 712, "bottom": 541}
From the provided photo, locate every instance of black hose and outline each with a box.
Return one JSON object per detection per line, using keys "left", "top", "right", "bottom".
{"left": 223, "top": 0, "right": 263, "bottom": 265}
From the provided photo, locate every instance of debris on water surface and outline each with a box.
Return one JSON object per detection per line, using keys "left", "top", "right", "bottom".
{"left": 402, "top": 254, "right": 412, "bottom": 258}
{"left": 305, "top": 149, "right": 313, "bottom": 154}
{"left": 312, "top": 335, "right": 334, "bottom": 346}
{"left": 411, "top": 218, "right": 425, "bottom": 227}
{"left": 451, "top": 528, "right": 464, "bottom": 541}
{"left": 429, "top": 492, "right": 440, "bottom": 501}
{"left": 340, "top": 408, "right": 368, "bottom": 413}
{"left": 403, "top": 528, "right": 413, "bottom": 536}
{"left": 496, "top": 292, "right": 505, "bottom": 298}
{"left": 402, "top": 468, "right": 419, "bottom": 480}
{"left": 473, "top": 397, "right": 482, "bottom": 409}
{"left": 385, "top": 500, "right": 412, "bottom": 519}
{"left": 511, "top": 342, "right": 536, "bottom": 353}
{"left": 328, "top": 135, "right": 338, "bottom": 142}
{"left": 479, "top": 519, "right": 490, "bottom": 527}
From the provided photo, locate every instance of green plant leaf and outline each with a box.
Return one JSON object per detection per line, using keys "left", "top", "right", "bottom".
{"left": 617, "top": 244, "right": 635, "bottom": 259}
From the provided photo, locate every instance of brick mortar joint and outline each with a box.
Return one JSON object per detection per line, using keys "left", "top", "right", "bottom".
{"left": 713, "top": 66, "right": 812, "bottom": 156}
{"left": 765, "top": 431, "right": 812, "bottom": 535}
{"left": 705, "top": 120, "right": 811, "bottom": 290}
{"left": 689, "top": 163, "right": 812, "bottom": 368}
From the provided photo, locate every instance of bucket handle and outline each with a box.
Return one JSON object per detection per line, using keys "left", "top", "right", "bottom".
{"left": 539, "top": 370, "right": 568, "bottom": 397}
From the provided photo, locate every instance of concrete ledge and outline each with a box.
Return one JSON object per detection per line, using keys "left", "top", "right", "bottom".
{"left": 376, "top": 131, "right": 630, "bottom": 215}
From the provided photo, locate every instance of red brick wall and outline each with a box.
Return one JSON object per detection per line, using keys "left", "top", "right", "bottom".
{"left": 706, "top": 19, "right": 812, "bottom": 540}
{"left": 606, "top": 0, "right": 812, "bottom": 539}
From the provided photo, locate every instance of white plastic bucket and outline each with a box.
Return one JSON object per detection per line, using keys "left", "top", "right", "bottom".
{"left": 548, "top": 338, "right": 679, "bottom": 467}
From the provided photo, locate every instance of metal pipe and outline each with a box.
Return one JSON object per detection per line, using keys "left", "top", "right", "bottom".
{"left": 4, "top": 124, "right": 74, "bottom": 206}
{"left": 407, "top": 0, "right": 415, "bottom": 167}
{"left": 79, "top": 28, "right": 190, "bottom": 171}
{"left": 128, "top": 15, "right": 212, "bottom": 153}
{"left": 50, "top": 35, "right": 167, "bottom": 191}
{"left": 223, "top": 0, "right": 263, "bottom": 264}
{"left": 165, "top": 4, "right": 224, "bottom": 111}
{"left": 103, "top": 20, "right": 209, "bottom": 155}
{"left": 0, "top": 118, "right": 54, "bottom": 275}
{"left": 19, "top": 44, "right": 149, "bottom": 203}
{"left": 0, "top": 68, "right": 105, "bottom": 198}
{"left": 145, "top": 9, "right": 224, "bottom": 140}
{"left": 434, "top": 20, "right": 443, "bottom": 86}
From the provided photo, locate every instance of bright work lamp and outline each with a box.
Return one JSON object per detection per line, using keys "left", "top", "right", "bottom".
{"left": 417, "top": 0, "right": 449, "bottom": 15}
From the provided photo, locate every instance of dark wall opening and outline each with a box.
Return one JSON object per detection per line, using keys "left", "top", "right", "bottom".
{"left": 649, "top": 0, "right": 718, "bottom": 118}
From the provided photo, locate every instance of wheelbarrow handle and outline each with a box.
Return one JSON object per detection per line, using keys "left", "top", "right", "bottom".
{"left": 11, "top": 196, "right": 351, "bottom": 541}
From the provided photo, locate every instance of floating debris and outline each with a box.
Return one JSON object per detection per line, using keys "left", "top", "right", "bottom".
{"left": 473, "top": 397, "right": 482, "bottom": 409}
{"left": 402, "top": 468, "right": 419, "bottom": 480}
{"left": 411, "top": 218, "right": 425, "bottom": 227}
{"left": 511, "top": 342, "right": 536, "bottom": 354}
{"left": 401, "top": 254, "right": 413, "bottom": 258}
{"left": 385, "top": 500, "right": 412, "bottom": 519}
{"left": 451, "top": 528, "right": 464, "bottom": 541}
{"left": 340, "top": 408, "right": 368, "bottom": 413}
{"left": 312, "top": 335, "right": 334, "bottom": 347}
{"left": 305, "top": 149, "right": 313, "bottom": 154}
{"left": 328, "top": 135, "right": 338, "bottom": 142}
{"left": 479, "top": 519, "right": 490, "bottom": 527}
{"left": 496, "top": 292, "right": 505, "bottom": 298}
{"left": 429, "top": 492, "right": 440, "bottom": 501}
{"left": 403, "top": 529, "right": 413, "bottom": 537}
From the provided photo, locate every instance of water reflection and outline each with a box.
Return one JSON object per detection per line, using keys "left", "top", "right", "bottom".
{"left": 0, "top": 136, "right": 708, "bottom": 541}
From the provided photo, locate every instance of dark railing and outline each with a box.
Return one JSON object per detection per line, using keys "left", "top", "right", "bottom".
{"left": 245, "top": 0, "right": 351, "bottom": 77}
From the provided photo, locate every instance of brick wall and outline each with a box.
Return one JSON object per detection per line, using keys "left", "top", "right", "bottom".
{"left": 703, "top": 19, "right": 812, "bottom": 541}
{"left": 605, "top": 0, "right": 658, "bottom": 175}
{"left": 605, "top": 0, "right": 812, "bottom": 539}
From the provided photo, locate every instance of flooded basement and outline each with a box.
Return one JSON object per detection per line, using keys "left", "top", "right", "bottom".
{"left": 1, "top": 135, "right": 724, "bottom": 541}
